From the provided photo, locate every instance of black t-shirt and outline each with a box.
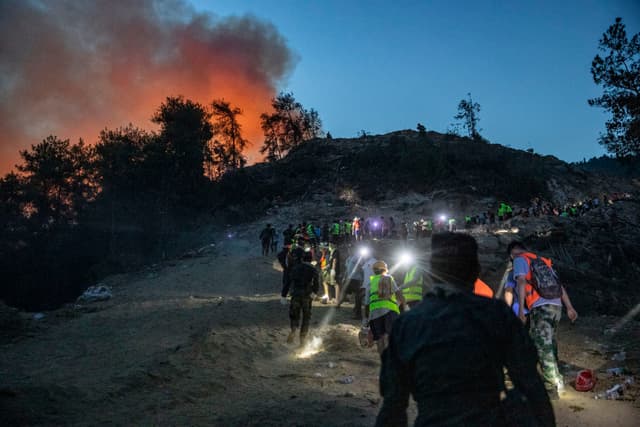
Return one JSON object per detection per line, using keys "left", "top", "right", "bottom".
{"left": 375, "top": 285, "right": 554, "bottom": 427}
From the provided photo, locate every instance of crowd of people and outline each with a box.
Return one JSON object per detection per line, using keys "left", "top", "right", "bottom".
{"left": 268, "top": 222, "right": 582, "bottom": 425}
{"left": 258, "top": 192, "right": 630, "bottom": 260}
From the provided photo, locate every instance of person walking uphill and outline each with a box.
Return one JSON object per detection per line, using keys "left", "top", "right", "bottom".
{"left": 509, "top": 240, "right": 578, "bottom": 400}
{"left": 376, "top": 233, "right": 554, "bottom": 427}
{"left": 365, "top": 260, "right": 404, "bottom": 355}
{"left": 259, "top": 224, "right": 274, "bottom": 256}
{"left": 280, "top": 248, "right": 320, "bottom": 347}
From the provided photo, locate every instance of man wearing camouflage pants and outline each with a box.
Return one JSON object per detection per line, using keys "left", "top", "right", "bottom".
{"left": 509, "top": 241, "right": 578, "bottom": 400}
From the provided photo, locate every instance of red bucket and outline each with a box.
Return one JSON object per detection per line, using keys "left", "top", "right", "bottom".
{"left": 575, "top": 369, "right": 596, "bottom": 392}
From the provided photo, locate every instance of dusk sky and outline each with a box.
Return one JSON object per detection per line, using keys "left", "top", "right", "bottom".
{"left": 1, "top": 0, "right": 639, "bottom": 173}
{"left": 196, "top": 0, "right": 640, "bottom": 162}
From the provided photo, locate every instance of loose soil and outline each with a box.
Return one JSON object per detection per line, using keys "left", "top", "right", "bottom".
{"left": 1, "top": 235, "right": 638, "bottom": 426}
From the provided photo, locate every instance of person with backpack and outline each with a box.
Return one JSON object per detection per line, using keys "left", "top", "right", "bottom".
{"left": 508, "top": 241, "right": 578, "bottom": 400}
{"left": 280, "top": 248, "right": 320, "bottom": 347}
{"left": 376, "top": 233, "right": 554, "bottom": 427}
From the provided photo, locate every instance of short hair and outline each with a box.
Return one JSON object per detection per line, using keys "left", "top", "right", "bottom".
{"left": 507, "top": 240, "right": 526, "bottom": 256}
{"left": 430, "top": 232, "right": 479, "bottom": 290}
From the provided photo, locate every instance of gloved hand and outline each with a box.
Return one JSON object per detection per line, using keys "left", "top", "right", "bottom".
{"left": 361, "top": 319, "right": 369, "bottom": 329}
{"left": 280, "top": 297, "right": 287, "bottom": 306}
{"left": 310, "top": 293, "right": 318, "bottom": 300}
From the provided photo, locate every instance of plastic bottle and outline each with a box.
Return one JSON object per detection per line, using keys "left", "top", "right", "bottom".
{"left": 594, "top": 384, "right": 624, "bottom": 400}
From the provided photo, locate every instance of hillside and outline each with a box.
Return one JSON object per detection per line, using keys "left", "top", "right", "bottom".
{"left": 1, "top": 130, "right": 639, "bottom": 425}
{"left": 1, "top": 218, "right": 638, "bottom": 426}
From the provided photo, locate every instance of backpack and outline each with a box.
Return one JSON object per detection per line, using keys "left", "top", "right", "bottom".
{"left": 525, "top": 254, "right": 563, "bottom": 299}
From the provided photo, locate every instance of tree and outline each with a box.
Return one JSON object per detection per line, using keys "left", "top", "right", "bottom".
{"left": 416, "top": 123, "right": 427, "bottom": 137}
{"left": 16, "top": 135, "right": 95, "bottom": 225}
{"left": 152, "top": 96, "right": 213, "bottom": 195}
{"left": 454, "top": 93, "right": 482, "bottom": 140}
{"left": 259, "top": 92, "right": 323, "bottom": 161}
{"left": 209, "top": 99, "right": 248, "bottom": 176}
{"left": 589, "top": 17, "right": 640, "bottom": 159}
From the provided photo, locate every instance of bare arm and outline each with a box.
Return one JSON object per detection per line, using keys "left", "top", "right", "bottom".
{"left": 561, "top": 286, "right": 578, "bottom": 322}
{"left": 504, "top": 287, "right": 514, "bottom": 307}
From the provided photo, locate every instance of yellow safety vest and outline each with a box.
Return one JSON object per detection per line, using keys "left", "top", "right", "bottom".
{"left": 402, "top": 266, "right": 423, "bottom": 302}
{"left": 369, "top": 275, "right": 400, "bottom": 314}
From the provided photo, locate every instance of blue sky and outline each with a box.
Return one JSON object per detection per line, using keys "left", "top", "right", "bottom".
{"left": 193, "top": 0, "right": 640, "bottom": 162}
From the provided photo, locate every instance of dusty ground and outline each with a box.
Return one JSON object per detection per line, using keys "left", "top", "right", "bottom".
{"left": 1, "top": 233, "right": 638, "bottom": 426}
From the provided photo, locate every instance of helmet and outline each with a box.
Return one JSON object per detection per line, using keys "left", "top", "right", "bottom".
{"left": 372, "top": 261, "right": 388, "bottom": 272}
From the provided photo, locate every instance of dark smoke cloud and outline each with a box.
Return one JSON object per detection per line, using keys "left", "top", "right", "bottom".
{"left": 0, "top": 0, "right": 296, "bottom": 173}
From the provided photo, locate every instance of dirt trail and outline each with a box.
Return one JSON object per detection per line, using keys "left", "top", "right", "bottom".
{"left": 1, "top": 235, "right": 638, "bottom": 426}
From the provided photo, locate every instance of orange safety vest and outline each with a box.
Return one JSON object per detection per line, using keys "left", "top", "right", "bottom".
{"left": 473, "top": 278, "right": 494, "bottom": 298}
{"left": 518, "top": 252, "right": 554, "bottom": 308}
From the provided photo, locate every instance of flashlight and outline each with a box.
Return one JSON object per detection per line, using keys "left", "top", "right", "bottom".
{"left": 373, "top": 221, "right": 378, "bottom": 228}
{"left": 439, "top": 215, "right": 446, "bottom": 221}
{"left": 359, "top": 247, "right": 370, "bottom": 257}
{"left": 399, "top": 252, "right": 413, "bottom": 265}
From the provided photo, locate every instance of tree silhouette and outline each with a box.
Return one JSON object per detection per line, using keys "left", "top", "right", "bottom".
{"left": 260, "top": 92, "right": 323, "bottom": 161}
{"left": 210, "top": 99, "right": 248, "bottom": 177}
{"left": 454, "top": 93, "right": 482, "bottom": 140}
{"left": 416, "top": 123, "right": 427, "bottom": 137}
{"left": 17, "top": 135, "right": 94, "bottom": 226}
{"left": 152, "top": 96, "right": 213, "bottom": 197}
{"left": 589, "top": 17, "right": 640, "bottom": 158}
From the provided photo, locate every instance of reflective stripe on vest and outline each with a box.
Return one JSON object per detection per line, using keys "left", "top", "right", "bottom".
{"left": 369, "top": 275, "right": 399, "bottom": 313}
{"left": 402, "top": 266, "right": 423, "bottom": 302}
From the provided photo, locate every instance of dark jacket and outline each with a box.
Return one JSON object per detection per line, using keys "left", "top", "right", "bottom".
{"left": 281, "top": 262, "right": 320, "bottom": 298}
{"left": 375, "top": 284, "right": 554, "bottom": 427}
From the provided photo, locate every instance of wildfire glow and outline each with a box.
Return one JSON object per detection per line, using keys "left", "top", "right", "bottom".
{"left": 0, "top": 0, "right": 296, "bottom": 173}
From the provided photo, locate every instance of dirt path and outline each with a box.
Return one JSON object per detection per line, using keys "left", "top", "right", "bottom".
{"left": 1, "top": 236, "right": 638, "bottom": 426}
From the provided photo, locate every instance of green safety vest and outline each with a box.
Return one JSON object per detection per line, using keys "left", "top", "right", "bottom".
{"left": 331, "top": 223, "right": 340, "bottom": 235}
{"left": 402, "top": 266, "right": 423, "bottom": 302}
{"left": 426, "top": 221, "right": 432, "bottom": 230}
{"left": 369, "top": 275, "right": 400, "bottom": 314}
{"left": 306, "top": 224, "right": 314, "bottom": 236}
{"left": 345, "top": 222, "right": 352, "bottom": 234}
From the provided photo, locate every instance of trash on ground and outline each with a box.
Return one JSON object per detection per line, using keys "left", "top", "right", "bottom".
{"left": 327, "top": 362, "right": 336, "bottom": 368}
{"left": 606, "top": 367, "right": 626, "bottom": 376}
{"left": 594, "top": 383, "right": 624, "bottom": 400}
{"left": 611, "top": 351, "right": 626, "bottom": 361}
{"left": 77, "top": 285, "right": 112, "bottom": 303}
{"left": 339, "top": 375, "right": 354, "bottom": 384}
{"left": 574, "top": 369, "right": 596, "bottom": 392}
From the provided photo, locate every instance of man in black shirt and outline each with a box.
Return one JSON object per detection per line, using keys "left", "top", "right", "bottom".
{"left": 375, "top": 232, "right": 554, "bottom": 427}
{"left": 281, "top": 248, "right": 320, "bottom": 346}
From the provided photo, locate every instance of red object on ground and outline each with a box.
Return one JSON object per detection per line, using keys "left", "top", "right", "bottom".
{"left": 575, "top": 369, "right": 596, "bottom": 391}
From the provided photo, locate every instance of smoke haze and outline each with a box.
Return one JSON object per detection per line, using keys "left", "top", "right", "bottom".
{"left": 0, "top": 0, "right": 296, "bottom": 173}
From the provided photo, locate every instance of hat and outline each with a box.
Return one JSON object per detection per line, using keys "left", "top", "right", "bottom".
{"left": 574, "top": 369, "right": 595, "bottom": 392}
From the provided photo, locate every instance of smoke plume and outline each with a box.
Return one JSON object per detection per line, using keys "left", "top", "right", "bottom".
{"left": 0, "top": 0, "right": 296, "bottom": 173}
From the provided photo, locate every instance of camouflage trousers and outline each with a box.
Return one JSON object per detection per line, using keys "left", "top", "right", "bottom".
{"left": 529, "top": 304, "right": 563, "bottom": 391}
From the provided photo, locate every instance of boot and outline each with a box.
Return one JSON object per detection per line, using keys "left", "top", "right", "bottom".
{"left": 299, "top": 334, "right": 307, "bottom": 347}
{"left": 287, "top": 330, "right": 296, "bottom": 344}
